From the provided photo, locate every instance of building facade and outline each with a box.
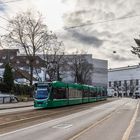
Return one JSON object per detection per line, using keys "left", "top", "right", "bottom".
{"left": 92, "top": 58, "right": 108, "bottom": 87}
{"left": 61, "top": 55, "right": 108, "bottom": 88}
{"left": 108, "top": 65, "right": 140, "bottom": 97}
{"left": 0, "top": 49, "right": 108, "bottom": 87}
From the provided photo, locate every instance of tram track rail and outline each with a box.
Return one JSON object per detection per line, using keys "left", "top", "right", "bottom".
{"left": 0, "top": 99, "right": 115, "bottom": 133}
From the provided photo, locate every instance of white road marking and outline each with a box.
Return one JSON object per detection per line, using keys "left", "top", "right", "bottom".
{"left": 68, "top": 101, "right": 130, "bottom": 140}
{"left": 52, "top": 123, "right": 73, "bottom": 129}
{"left": 122, "top": 100, "right": 140, "bottom": 140}
{"left": 0, "top": 99, "right": 127, "bottom": 138}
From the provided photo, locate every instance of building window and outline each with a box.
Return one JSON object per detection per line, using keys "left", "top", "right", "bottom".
{"left": 37, "top": 69, "right": 41, "bottom": 73}
{"left": 36, "top": 60, "right": 39, "bottom": 64}
{"left": 34, "top": 69, "right": 41, "bottom": 74}
{"left": 124, "top": 80, "right": 127, "bottom": 86}
{"left": 109, "top": 81, "right": 111, "bottom": 87}
{"left": 17, "top": 60, "right": 20, "bottom": 64}
{"left": 10, "top": 56, "right": 14, "bottom": 60}
{"left": 136, "top": 79, "right": 139, "bottom": 85}
{"left": 119, "top": 81, "right": 121, "bottom": 86}
{"left": 23, "top": 66, "right": 29, "bottom": 71}
{"left": 114, "top": 81, "right": 117, "bottom": 87}
{"left": 2, "top": 56, "right": 6, "bottom": 59}
{"left": 26, "top": 60, "right": 29, "bottom": 64}
{"left": 130, "top": 80, "right": 133, "bottom": 85}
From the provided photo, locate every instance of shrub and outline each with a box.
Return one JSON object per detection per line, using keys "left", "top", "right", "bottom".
{"left": 13, "top": 84, "right": 34, "bottom": 97}
{"left": 0, "top": 82, "right": 10, "bottom": 93}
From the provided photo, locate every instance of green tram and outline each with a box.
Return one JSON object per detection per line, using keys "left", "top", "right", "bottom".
{"left": 34, "top": 81, "right": 107, "bottom": 108}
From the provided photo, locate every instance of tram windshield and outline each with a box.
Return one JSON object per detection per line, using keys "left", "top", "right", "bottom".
{"left": 35, "top": 86, "right": 49, "bottom": 99}
{"left": 35, "top": 89, "right": 48, "bottom": 99}
{"left": 34, "top": 83, "right": 51, "bottom": 99}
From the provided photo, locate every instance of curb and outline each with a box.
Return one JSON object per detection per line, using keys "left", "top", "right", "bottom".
{"left": 0, "top": 104, "right": 33, "bottom": 110}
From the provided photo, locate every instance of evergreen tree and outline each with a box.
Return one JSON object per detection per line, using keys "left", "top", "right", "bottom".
{"left": 131, "top": 38, "right": 140, "bottom": 58}
{"left": 3, "top": 63, "right": 14, "bottom": 92}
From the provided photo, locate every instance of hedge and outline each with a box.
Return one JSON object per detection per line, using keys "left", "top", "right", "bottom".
{"left": 0, "top": 82, "right": 34, "bottom": 97}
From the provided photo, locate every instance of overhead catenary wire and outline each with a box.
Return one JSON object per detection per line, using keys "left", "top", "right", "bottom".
{"left": 0, "top": 1, "right": 140, "bottom": 31}
{"left": 0, "top": 15, "right": 9, "bottom": 21}
{"left": 0, "top": 0, "right": 23, "bottom": 5}
{"left": 64, "top": 14, "right": 140, "bottom": 30}
{"left": 0, "top": 0, "right": 23, "bottom": 30}
{"left": 0, "top": 25, "right": 10, "bottom": 31}
{"left": 0, "top": 13, "right": 140, "bottom": 32}
{"left": 0, "top": 16, "right": 9, "bottom": 31}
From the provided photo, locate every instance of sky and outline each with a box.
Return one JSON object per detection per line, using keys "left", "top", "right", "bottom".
{"left": 0, "top": 0, "right": 140, "bottom": 68}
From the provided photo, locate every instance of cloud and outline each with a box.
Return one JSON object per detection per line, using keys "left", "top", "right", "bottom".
{"left": 0, "top": 1, "right": 7, "bottom": 12}
{"left": 111, "top": 54, "right": 134, "bottom": 61}
{"left": 63, "top": 8, "right": 116, "bottom": 28}
{"left": 70, "top": 30, "right": 104, "bottom": 47}
{"left": 0, "top": 0, "right": 139, "bottom": 68}
{"left": 59, "top": 29, "right": 104, "bottom": 47}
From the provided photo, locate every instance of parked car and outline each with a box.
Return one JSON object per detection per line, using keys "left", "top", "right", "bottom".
{"left": 107, "top": 94, "right": 114, "bottom": 97}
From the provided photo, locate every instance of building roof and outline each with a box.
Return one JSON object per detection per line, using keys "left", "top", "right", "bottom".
{"left": 108, "top": 65, "right": 140, "bottom": 72}
{"left": 13, "top": 66, "right": 37, "bottom": 81}
{"left": 10, "top": 56, "right": 46, "bottom": 68}
{"left": 0, "top": 49, "right": 19, "bottom": 56}
{"left": 0, "top": 49, "right": 19, "bottom": 64}
{"left": 0, "top": 56, "right": 46, "bottom": 69}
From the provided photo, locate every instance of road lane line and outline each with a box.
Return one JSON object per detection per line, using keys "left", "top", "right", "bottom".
{"left": 0, "top": 100, "right": 125, "bottom": 137}
{"left": 68, "top": 102, "right": 129, "bottom": 140}
{"left": 122, "top": 100, "right": 140, "bottom": 140}
{"left": 68, "top": 113, "right": 113, "bottom": 140}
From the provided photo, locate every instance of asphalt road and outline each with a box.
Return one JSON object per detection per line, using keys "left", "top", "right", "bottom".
{"left": 74, "top": 98, "right": 138, "bottom": 140}
{"left": 0, "top": 98, "right": 138, "bottom": 140}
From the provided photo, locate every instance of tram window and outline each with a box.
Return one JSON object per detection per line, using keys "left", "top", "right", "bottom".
{"left": 69, "top": 88, "right": 82, "bottom": 98}
{"left": 77, "top": 89, "right": 82, "bottom": 98}
{"left": 97, "top": 91, "right": 101, "bottom": 96}
{"left": 99, "top": 90, "right": 102, "bottom": 96}
{"left": 99, "top": 89, "right": 104, "bottom": 96}
{"left": 104, "top": 90, "right": 107, "bottom": 96}
{"left": 83, "top": 90, "right": 89, "bottom": 97}
{"left": 90, "top": 89, "right": 97, "bottom": 97}
{"left": 93, "top": 90, "right": 97, "bottom": 97}
{"left": 65, "top": 88, "right": 69, "bottom": 99}
{"left": 53, "top": 88, "right": 66, "bottom": 99}
{"left": 102, "top": 90, "right": 106, "bottom": 96}
{"left": 92, "top": 91, "right": 96, "bottom": 97}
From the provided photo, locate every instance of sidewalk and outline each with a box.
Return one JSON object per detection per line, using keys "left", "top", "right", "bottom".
{"left": 0, "top": 101, "right": 33, "bottom": 110}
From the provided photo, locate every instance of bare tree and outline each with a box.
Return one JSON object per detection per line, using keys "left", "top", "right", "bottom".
{"left": 113, "top": 81, "right": 137, "bottom": 97}
{"left": 122, "top": 82, "right": 137, "bottom": 97}
{"left": 2, "top": 11, "right": 54, "bottom": 85}
{"left": 42, "top": 37, "right": 65, "bottom": 81}
{"left": 130, "top": 82, "right": 137, "bottom": 96}
{"left": 0, "top": 36, "right": 4, "bottom": 49}
{"left": 122, "top": 82, "right": 129, "bottom": 96}
{"left": 67, "top": 50, "right": 94, "bottom": 84}
{"left": 111, "top": 82, "right": 122, "bottom": 97}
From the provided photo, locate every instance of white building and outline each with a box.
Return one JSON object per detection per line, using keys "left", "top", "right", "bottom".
{"left": 108, "top": 65, "right": 140, "bottom": 97}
